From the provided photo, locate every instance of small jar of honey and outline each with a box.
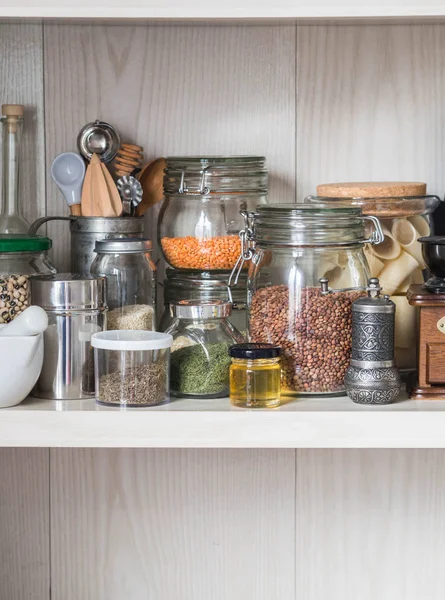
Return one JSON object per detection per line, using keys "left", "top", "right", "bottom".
{"left": 229, "top": 343, "right": 281, "bottom": 408}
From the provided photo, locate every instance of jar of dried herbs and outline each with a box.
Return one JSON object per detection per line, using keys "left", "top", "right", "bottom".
{"left": 164, "top": 300, "right": 244, "bottom": 398}
{"left": 91, "top": 330, "right": 172, "bottom": 407}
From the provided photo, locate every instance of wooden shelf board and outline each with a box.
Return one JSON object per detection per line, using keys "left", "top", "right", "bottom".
{"left": 3, "top": 5, "right": 445, "bottom": 21}
{"left": 1, "top": 393, "right": 445, "bottom": 448}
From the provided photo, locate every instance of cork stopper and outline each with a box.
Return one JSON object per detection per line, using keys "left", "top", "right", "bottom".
{"left": 2, "top": 104, "right": 24, "bottom": 118}
{"left": 316, "top": 181, "right": 427, "bottom": 198}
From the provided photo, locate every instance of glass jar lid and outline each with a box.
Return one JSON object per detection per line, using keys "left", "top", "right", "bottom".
{"left": 0, "top": 234, "right": 52, "bottom": 252}
{"left": 251, "top": 203, "right": 368, "bottom": 247}
{"left": 229, "top": 343, "right": 281, "bottom": 359}
{"left": 163, "top": 269, "right": 247, "bottom": 307}
{"left": 170, "top": 299, "right": 232, "bottom": 319}
{"left": 164, "top": 155, "right": 267, "bottom": 196}
{"left": 307, "top": 193, "right": 440, "bottom": 218}
{"left": 94, "top": 238, "right": 152, "bottom": 254}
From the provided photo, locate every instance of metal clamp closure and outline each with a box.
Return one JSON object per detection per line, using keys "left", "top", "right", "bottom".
{"left": 229, "top": 210, "right": 255, "bottom": 287}
{"left": 319, "top": 277, "right": 366, "bottom": 295}
{"left": 178, "top": 169, "right": 187, "bottom": 194}
{"left": 178, "top": 166, "right": 211, "bottom": 195}
{"left": 362, "top": 215, "right": 384, "bottom": 245}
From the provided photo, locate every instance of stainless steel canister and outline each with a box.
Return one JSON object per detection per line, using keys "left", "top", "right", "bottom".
{"left": 29, "top": 216, "right": 145, "bottom": 275}
{"left": 344, "top": 277, "right": 401, "bottom": 405}
{"left": 31, "top": 274, "right": 107, "bottom": 400}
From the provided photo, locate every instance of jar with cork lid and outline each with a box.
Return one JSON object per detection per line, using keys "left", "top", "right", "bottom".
{"left": 231, "top": 204, "right": 384, "bottom": 396}
{"left": 307, "top": 182, "right": 441, "bottom": 372}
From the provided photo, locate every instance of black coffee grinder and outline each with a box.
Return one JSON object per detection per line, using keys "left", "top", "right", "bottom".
{"left": 418, "top": 236, "right": 445, "bottom": 292}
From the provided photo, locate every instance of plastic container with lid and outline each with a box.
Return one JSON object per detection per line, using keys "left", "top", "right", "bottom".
{"left": 229, "top": 343, "right": 282, "bottom": 408}
{"left": 92, "top": 330, "right": 173, "bottom": 407}
{"left": 307, "top": 181, "right": 441, "bottom": 371}
{"left": 159, "top": 268, "right": 248, "bottom": 333}
{"left": 0, "top": 234, "right": 56, "bottom": 323}
{"left": 232, "top": 204, "right": 384, "bottom": 396}
{"left": 158, "top": 156, "right": 268, "bottom": 271}
{"left": 90, "top": 238, "right": 156, "bottom": 332}
{"left": 164, "top": 300, "right": 244, "bottom": 398}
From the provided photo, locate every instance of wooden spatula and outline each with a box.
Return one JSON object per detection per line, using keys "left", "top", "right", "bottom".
{"left": 80, "top": 153, "right": 95, "bottom": 216}
{"left": 101, "top": 161, "right": 122, "bottom": 216}
{"left": 81, "top": 153, "right": 121, "bottom": 217}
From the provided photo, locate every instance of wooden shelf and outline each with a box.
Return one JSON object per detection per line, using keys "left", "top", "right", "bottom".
{"left": 2, "top": 1, "right": 445, "bottom": 20}
{"left": 1, "top": 393, "right": 445, "bottom": 448}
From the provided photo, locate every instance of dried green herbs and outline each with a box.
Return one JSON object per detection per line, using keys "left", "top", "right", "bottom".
{"left": 170, "top": 342, "right": 231, "bottom": 397}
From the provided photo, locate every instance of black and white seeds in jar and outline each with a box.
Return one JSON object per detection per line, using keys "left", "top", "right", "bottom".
{"left": 0, "top": 275, "right": 29, "bottom": 323}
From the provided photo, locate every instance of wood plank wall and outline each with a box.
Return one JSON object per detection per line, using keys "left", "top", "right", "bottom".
{"left": 2, "top": 21, "right": 445, "bottom": 600}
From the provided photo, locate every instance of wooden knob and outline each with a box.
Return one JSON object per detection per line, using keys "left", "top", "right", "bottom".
{"left": 2, "top": 104, "right": 24, "bottom": 117}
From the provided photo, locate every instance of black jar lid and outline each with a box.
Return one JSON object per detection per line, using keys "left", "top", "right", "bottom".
{"left": 229, "top": 343, "right": 281, "bottom": 359}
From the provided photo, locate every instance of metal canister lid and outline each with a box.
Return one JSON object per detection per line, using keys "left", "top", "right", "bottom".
{"left": 94, "top": 238, "right": 152, "bottom": 254}
{"left": 30, "top": 273, "right": 106, "bottom": 311}
{"left": 170, "top": 299, "right": 232, "bottom": 319}
{"left": 353, "top": 278, "right": 395, "bottom": 313}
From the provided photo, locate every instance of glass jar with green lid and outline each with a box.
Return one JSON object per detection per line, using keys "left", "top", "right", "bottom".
{"left": 158, "top": 156, "right": 268, "bottom": 271}
{"left": 231, "top": 204, "right": 384, "bottom": 396}
{"left": 0, "top": 235, "right": 56, "bottom": 323}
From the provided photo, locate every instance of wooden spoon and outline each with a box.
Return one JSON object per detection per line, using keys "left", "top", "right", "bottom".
{"left": 136, "top": 157, "right": 166, "bottom": 216}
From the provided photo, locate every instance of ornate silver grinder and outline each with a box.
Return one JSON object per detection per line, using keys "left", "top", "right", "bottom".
{"left": 344, "top": 277, "right": 401, "bottom": 405}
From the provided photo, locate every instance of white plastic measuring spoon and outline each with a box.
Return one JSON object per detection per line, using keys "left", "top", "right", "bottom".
{"left": 51, "top": 152, "right": 86, "bottom": 216}
{"left": 0, "top": 306, "right": 48, "bottom": 337}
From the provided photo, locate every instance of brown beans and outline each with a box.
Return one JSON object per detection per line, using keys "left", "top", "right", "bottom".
{"left": 249, "top": 285, "right": 362, "bottom": 394}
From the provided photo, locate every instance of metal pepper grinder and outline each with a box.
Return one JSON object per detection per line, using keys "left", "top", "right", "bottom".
{"left": 344, "top": 277, "right": 401, "bottom": 404}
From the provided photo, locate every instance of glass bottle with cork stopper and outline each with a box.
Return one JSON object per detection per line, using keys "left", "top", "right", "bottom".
{"left": 0, "top": 104, "right": 29, "bottom": 234}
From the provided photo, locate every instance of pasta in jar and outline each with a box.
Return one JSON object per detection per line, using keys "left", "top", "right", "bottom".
{"left": 307, "top": 182, "right": 441, "bottom": 371}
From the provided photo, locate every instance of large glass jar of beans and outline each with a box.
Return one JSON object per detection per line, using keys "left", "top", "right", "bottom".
{"left": 158, "top": 156, "right": 267, "bottom": 271}
{"left": 0, "top": 235, "right": 56, "bottom": 323}
{"left": 232, "top": 205, "right": 384, "bottom": 396}
{"left": 307, "top": 182, "right": 441, "bottom": 373}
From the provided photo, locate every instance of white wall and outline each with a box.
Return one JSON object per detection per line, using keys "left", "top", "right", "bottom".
{"left": 2, "top": 448, "right": 445, "bottom": 599}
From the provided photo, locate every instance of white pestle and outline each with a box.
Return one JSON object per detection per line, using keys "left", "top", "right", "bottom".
{"left": 0, "top": 306, "right": 48, "bottom": 337}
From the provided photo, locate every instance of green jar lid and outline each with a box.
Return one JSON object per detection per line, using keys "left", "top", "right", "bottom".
{"left": 0, "top": 235, "right": 52, "bottom": 253}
